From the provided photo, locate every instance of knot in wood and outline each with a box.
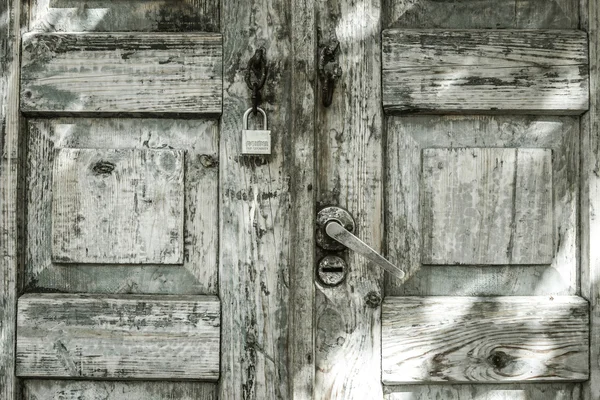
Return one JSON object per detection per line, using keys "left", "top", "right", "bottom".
{"left": 91, "top": 160, "right": 115, "bottom": 176}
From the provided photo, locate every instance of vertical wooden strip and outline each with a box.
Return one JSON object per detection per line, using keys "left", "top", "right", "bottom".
{"left": 0, "top": 0, "right": 21, "bottom": 398}
{"left": 315, "top": 0, "right": 383, "bottom": 398}
{"left": 289, "top": 1, "right": 316, "bottom": 399}
{"left": 582, "top": 0, "right": 600, "bottom": 398}
{"left": 219, "top": 1, "right": 292, "bottom": 399}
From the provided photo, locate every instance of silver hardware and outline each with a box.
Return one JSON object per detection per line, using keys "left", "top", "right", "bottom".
{"left": 316, "top": 206, "right": 405, "bottom": 280}
{"left": 316, "top": 206, "right": 355, "bottom": 251}
{"left": 242, "top": 107, "right": 271, "bottom": 155}
{"left": 317, "top": 255, "right": 347, "bottom": 287}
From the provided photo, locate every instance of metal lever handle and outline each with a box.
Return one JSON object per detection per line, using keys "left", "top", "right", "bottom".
{"left": 325, "top": 221, "right": 405, "bottom": 280}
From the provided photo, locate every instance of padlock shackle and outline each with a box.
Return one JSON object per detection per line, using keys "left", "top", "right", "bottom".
{"left": 243, "top": 107, "right": 268, "bottom": 130}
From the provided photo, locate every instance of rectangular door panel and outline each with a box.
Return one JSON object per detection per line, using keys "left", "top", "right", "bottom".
{"left": 16, "top": 294, "right": 220, "bottom": 380}
{"left": 26, "top": 118, "right": 218, "bottom": 294}
{"left": 21, "top": 33, "right": 222, "bottom": 115}
{"left": 386, "top": 115, "right": 579, "bottom": 296}
{"left": 382, "top": 296, "right": 589, "bottom": 384}
{"left": 23, "top": 380, "right": 217, "bottom": 400}
{"left": 422, "top": 147, "right": 553, "bottom": 265}
{"left": 383, "top": 0, "right": 579, "bottom": 30}
{"left": 28, "top": 0, "right": 220, "bottom": 33}
{"left": 52, "top": 148, "right": 185, "bottom": 264}
{"left": 382, "top": 30, "right": 588, "bottom": 114}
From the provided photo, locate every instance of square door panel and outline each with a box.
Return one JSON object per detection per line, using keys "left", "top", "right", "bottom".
{"left": 52, "top": 148, "right": 184, "bottom": 264}
{"left": 26, "top": 118, "right": 218, "bottom": 294}
{"left": 385, "top": 116, "right": 578, "bottom": 295}
{"left": 422, "top": 148, "right": 553, "bottom": 265}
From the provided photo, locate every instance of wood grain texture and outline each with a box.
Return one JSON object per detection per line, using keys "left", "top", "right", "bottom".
{"left": 29, "top": 0, "right": 220, "bottom": 32}
{"left": 52, "top": 148, "right": 184, "bottom": 264}
{"left": 421, "top": 148, "right": 553, "bottom": 265}
{"left": 314, "top": 0, "right": 384, "bottom": 398}
{"left": 219, "top": 0, "right": 292, "bottom": 398}
{"left": 382, "top": 296, "right": 589, "bottom": 384}
{"left": 384, "top": 383, "right": 581, "bottom": 400}
{"left": 386, "top": 116, "right": 579, "bottom": 295}
{"left": 0, "top": 0, "right": 22, "bottom": 397}
{"left": 27, "top": 118, "right": 218, "bottom": 294}
{"left": 382, "top": 0, "right": 579, "bottom": 29}
{"left": 16, "top": 294, "right": 220, "bottom": 380}
{"left": 23, "top": 380, "right": 217, "bottom": 400}
{"left": 21, "top": 33, "right": 222, "bottom": 115}
{"left": 288, "top": 0, "right": 316, "bottom": 398}
{"left": 582, "top": 0, "right": 600, "bottom": 399}
{"left": 382, "top": 29, "right": 589, "bottom": 114}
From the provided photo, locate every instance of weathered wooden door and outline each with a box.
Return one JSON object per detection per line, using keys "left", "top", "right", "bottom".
{"left": 2, "top": 0, "right": 600, "bottom": 399}
{"left": 312, "top": 1, "right": 596, "bottom": 400}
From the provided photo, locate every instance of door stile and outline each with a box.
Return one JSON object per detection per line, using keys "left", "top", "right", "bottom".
{"left": 288, "top": 0, "right": 317, "bottom": 399}
{"left": 0, "top": 0, "right": 23, "bottom": 398}
{"left": 220, "top": 0, "right": 317, "bottom": 398}
{"left": 582, "top": 0, "right": 600, "bottom": 398}
{"left": 314, "top": 0, "right": 385, "bottom": 398}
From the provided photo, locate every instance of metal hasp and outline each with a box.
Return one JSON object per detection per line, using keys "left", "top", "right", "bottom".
{"left": 316, "top": 206, "right": 405, "bottom": 280}
{"left": 318, "top": 35, "right": 342, "bottom": 107}
{"left": 245, "top": 48, "right": 268, "bottom": 114}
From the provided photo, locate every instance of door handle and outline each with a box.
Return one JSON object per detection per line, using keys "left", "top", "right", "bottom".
{"left": 325, "top": 221, "right": 405, "bottom": 280}
{"left": 316, "top": 206, "right": 405, "bottom": 280}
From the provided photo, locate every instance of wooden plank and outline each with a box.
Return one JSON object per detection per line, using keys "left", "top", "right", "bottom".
{"left": 384, "top": 383, "right": 581, "bottom": 399}
{"left": 582, "top": 0, "right": 600, "bottom": 398}
{"left": 16, "top": 294, "right": 220, "bottom": 380}
{"left": 382, "top": 0, "right": 579, "bottom": 30}
{"left": 23, "top": 380, "right": 217, "bottom": 400}
{"left": 288, "top": 0, "right": 316, "bottom": 398}
{"left": 382, "top": 30, "right": 589, "bottom": 114}
{"left": 421, "top": 148, "right": 553, "bottom": 265}
{"left": 382, "top": 296, "right": 589, "bottom": 384}
{"left": 21, "top": 33, "right": 222, "bottom": 115}
{"left": 314, "top": 0, "right": 384, "bottom": 398}
{"left": 29, "top": 0, "right": 220, "bottom": 32}
{"left": 0, "top": 0, "right": 22, "bottom": 397}
{"left": 51, "top": 148, "right": 184, "bottom": 264}
{"left": 219, "top": 1, "right": 293, "bottom": 398}
{"left": 386, "top": 115, "right": 579, "bottom": 295}
{"left": 26, "top": 118, "right": 218, "bottom": 294}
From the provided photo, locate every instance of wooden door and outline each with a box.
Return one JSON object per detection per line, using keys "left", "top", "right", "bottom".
{"left": 313, "top": 1, "right": 596, "bottom": 400}
{"left": 2, "top": 0, "right": 600, "bottom": 400}
{"left": 1, "top": 0, "right": 317, "bottom": 399}
{"left": 12, "top": 2, "right": 223, "bottom": 399}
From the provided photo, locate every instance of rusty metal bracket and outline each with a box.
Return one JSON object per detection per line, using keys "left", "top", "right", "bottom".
{"left": 245, "top": 47, "right": 268, "bottom": 115}
{"left": 318, "top": 36, "right": 342, "bottom": 107}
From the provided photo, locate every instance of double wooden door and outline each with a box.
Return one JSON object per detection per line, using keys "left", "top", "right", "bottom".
{"left": 1, "top": 0, "right": 595, "bottom": 399}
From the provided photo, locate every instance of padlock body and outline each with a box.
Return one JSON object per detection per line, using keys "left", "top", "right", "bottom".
{"left": 242, "top": 130, "right": 271, "bottom": 155}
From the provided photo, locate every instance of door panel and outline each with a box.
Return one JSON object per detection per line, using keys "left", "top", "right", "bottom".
{"left": 28, "top": 0, "right": 220, "bottom": 33}
{"left": 383, "top": 0, "right": 579, "bottom": 30}
{"left": 382, "top": 296, "right": 589, "bottom": 383}
{"left": 422, "top": 147, "right": 553, "bottom": 265}
{"left": 20, "top": 33, "right": 222, "bottom": 115}
{"left": 22, "top": 380, "right": 218, "bottom": 400}
{"left": 382, "top": 30, "right": 588, "bottom": 114}
{"left": 386, "top": 115, "right": 580, "bottom": 295}
{"left": 26, "top": 118, "right": 219, "bottom": 294}
{"left": 16, "top": 294, "right": 220, "bottom": 379}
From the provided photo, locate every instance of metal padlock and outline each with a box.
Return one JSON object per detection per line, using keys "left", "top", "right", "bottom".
{"left": 242, "top": 107, "right": 271, "bottom": 155}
